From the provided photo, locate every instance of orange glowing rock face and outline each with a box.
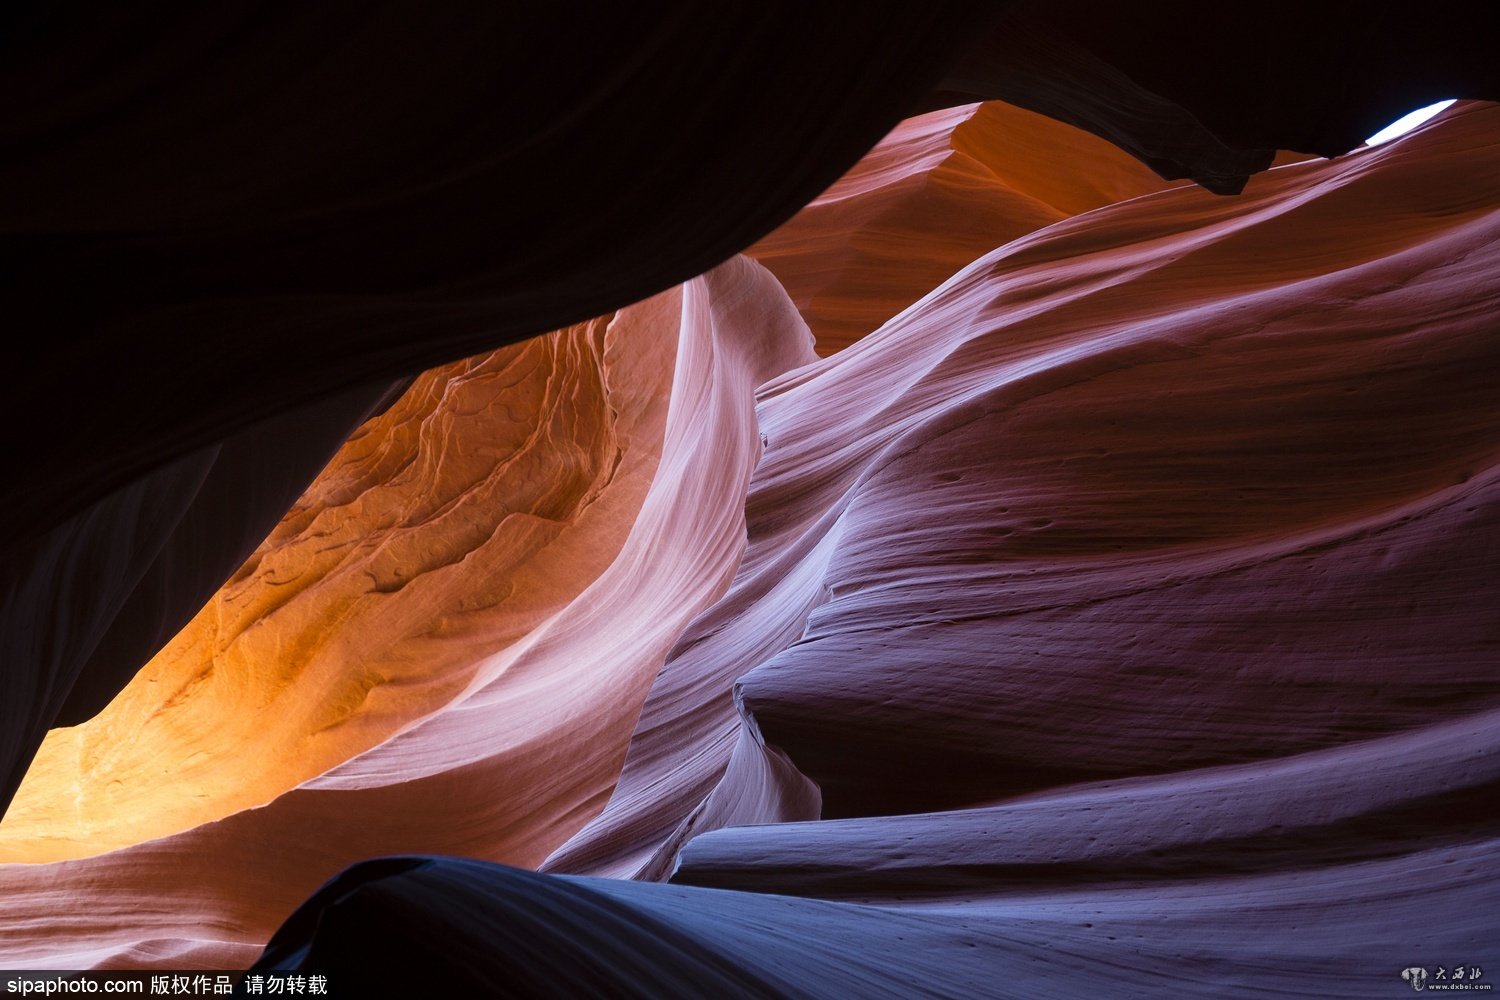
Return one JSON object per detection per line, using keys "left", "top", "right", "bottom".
{"left": 0, "top": 308, "right": 682, "bottom": 864}
{"left": 748, "top": 101, "right": 1176, "bottom": 354}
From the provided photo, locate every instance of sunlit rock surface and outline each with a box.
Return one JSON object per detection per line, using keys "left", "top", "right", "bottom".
{"left": 0, "top": 259, "right": 814, "bottom": 968}
{"left": 3, "top": 310, "right": 675, "bottom": 864}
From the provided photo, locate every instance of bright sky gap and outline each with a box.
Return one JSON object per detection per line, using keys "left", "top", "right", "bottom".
{"left": 1366, "top": 99, "right": 1457, "bottom": 145}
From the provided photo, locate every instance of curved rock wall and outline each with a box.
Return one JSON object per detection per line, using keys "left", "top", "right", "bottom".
{"left": 0, "top": 259, "right": 814, "bottom": 968}
{"left": 4, "top": 70, "right": 1498, "bottom": 995}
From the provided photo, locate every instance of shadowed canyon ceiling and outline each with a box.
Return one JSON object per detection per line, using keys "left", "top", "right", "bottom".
{"left": 2, "top": 3, "right": 1499, "bottom": 996}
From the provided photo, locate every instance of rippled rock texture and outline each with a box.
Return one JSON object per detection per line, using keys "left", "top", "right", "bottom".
{"left": 302, "top": 103, "right": 1500, "bottom": 996}
{"left": 4, "top": 5, "right": 1500, "bottom": 995}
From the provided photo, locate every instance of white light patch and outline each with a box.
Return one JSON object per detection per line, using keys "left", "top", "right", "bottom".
{"left": 1365, "top": 99, "right": 1457, "bottom": 145}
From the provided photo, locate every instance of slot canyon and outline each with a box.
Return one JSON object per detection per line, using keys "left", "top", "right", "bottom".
{"left": 3, "top": 4, "right": 1498, "bottom": 997}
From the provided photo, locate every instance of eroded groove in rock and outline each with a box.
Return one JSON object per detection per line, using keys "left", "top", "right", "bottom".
{"left": 254, "top": 830, "right": 1500, "bottom": 999}
{"left": 546, "top": 101, "right": 1500, "bottom": 929}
